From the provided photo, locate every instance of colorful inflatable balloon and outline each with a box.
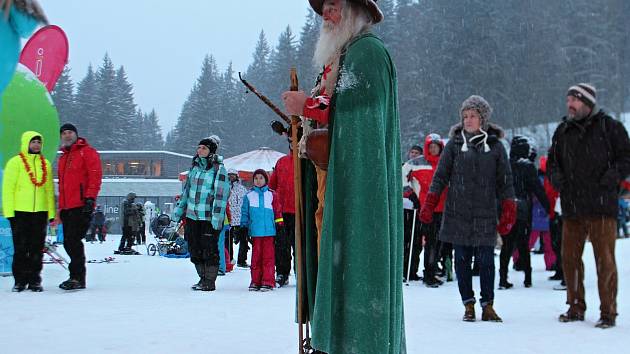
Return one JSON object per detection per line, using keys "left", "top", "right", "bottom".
{"left": 0, "top": 64, "right": 60, "bottom": 215}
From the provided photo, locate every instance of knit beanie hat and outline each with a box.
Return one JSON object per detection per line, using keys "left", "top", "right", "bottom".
{"left": 459, "top": 95, "right": 492, "bottom": 153}
{"left": 567, "top": 83, "right": 596, "bottom": 109}
{"left": 198, "top": 135, "right": 221, "bottom": 154}
{"left": 460, "top": 95, "right": 492, "bottom": 130}
{"left": 60, "top": 123, "right": 78, "bottom": 135}
{"left": 252, "top": 169, "right": 269, "bottom": 185}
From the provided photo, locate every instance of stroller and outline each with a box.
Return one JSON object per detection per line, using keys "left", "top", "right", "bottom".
{"left": 147, "top": 214, "right": 188, "bottom": 257}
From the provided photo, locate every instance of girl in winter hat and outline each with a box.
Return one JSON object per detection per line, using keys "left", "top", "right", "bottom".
{"left": 240, "top": 169, "right": 283, "bottom": 291}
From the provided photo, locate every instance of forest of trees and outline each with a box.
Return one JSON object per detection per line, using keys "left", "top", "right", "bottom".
{"left": 53, "top": 0, "right": 630, "bottom": 156}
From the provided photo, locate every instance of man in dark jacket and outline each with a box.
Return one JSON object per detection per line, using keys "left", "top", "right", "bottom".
{"left": 499, "top": 136, "right": 549, "bottom": 289}
{"left": 119, "top": 192, "right": 139, "bottom": 252}
{"left": 548, "top": 83, "right": 630, "bottom": 329}
{"left": 89, "top": 205, "right": 106, "bottom": 243}
{"left": 57, "top": 123, "right": 102, "bottom": 290}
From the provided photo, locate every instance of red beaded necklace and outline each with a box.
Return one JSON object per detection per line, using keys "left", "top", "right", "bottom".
{"left": 18, "top": 152, "right": 48, "bottom": 187}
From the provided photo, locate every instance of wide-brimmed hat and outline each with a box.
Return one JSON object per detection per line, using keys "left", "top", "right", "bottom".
{"left": 309, "top": 0, "right": 383, "bottom": 24}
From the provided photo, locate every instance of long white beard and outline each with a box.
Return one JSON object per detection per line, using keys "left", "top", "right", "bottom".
{"left": 313, "top": 7, "right": 371, "bottom": 68}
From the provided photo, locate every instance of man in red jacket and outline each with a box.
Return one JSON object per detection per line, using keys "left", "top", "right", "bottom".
{"left": 269, "top": 144, "right": 295, "bottom": 287}
{"left": 410, "top": 134, "right": 447, "bottom": 287}
{"left": 57, "top": 123, "right": 102, "bottom": 290}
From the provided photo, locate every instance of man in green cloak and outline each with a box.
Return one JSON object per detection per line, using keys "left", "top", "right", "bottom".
{"left": 282, "top": 1, "right": 405, "bottom": 353}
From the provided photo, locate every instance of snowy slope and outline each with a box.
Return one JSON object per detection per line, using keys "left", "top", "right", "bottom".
{"left": 1, "top": 236, "right": 628, "bottom": 354}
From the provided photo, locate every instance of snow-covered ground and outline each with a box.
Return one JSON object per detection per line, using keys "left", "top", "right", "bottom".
{"left": 1, "top": 235, "right": 628, "bottom": 354}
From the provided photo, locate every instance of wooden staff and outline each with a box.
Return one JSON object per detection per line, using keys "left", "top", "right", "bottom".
{"left": 290, "top": 67, "right": 306, "bottom": 354}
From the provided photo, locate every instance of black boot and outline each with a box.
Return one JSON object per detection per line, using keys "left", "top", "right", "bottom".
{"left": 498, "top": 269, "right": 513, "bottom": 290}
{"left": 191, "top": 263, "right": 204, "bottom": 290}
{"left": 524, "top": 269, "right": 532, "bottom": 288}
{"left": 12, "top": 283, "right": 26, "bottom": 292}
{"left": 199, "top": 264, "right": 218, "bottom": 291}
{"left": 59, "top": 278, "right": 86, "bottom": 290}
{"left": 28, "top": 282, "right": 43, "bottom": 292}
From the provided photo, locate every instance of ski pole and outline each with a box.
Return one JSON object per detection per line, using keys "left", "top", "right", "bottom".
{"left": 406, "top": 209, "right": 418, "bottom": 283}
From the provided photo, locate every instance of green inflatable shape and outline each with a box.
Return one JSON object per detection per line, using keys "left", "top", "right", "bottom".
{"left": 0, "top": 64, "right": 60, "bottom": 216}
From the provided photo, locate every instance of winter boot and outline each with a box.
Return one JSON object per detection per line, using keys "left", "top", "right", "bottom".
{"left": 595, "top": 316, "right": 616, "bottom": 329}
{"left": 199, "top": 264, "right": 218, "bottom": 291}
{"left": 259, "top": 285, "right": 273, "bottom": 292}
{"left": 524, "top": 270, "right": 532, "bottom": 288}
{"left": 277, "top": 274, "right": 289, "bottom": 287}
{"left": 191, "top": 264, "right": 204, "bottom": 290}
{"left": 12, "top": 283, "right": 26, "bottom": 292}
{"left": 498, "top": 270, "right": 513, "bottom": 290}
{"left": 463, "top": 303, "right": 476, "bottom": 322}
{"left": 249, "top": 283, "right": 260, "bottom": 291}
{"left": 558, "top": 308, "right": 585, "bottom": 322}
{"left": 28, "top": 282, "right": 43, "bottom": 292}
{"left": 481, "top": 302, "right": 503, "bottom": 322}
{"left": 445, "top": 257, "right": 453, "bottom": 282}
{"left": 59, "top": 279, "right": 86, "bottom": 291}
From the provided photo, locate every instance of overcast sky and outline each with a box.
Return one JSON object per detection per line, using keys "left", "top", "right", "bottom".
{"left": 39, "top": 0, "right": 310, "bottom": 134}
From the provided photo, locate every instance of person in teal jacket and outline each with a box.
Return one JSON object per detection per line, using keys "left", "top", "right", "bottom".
{"left": 0, "top": 0, "right": 47, "bottom": 103}
{"left": 240, "top": 169, "right": 283, "bottom": 292}
{"left": 172, "top": 136, "right": 230, "bottom": 291}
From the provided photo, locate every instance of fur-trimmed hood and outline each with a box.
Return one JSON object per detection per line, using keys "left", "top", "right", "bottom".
{"left": 448, "top": 122, "right": 505, "bottom": 141}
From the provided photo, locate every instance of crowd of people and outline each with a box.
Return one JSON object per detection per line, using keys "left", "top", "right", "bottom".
{"left": 401, "top": 84, "right": 630, "bottom": 329}
{"left": 4, "top": 1, "right": 630, "bottom": 353}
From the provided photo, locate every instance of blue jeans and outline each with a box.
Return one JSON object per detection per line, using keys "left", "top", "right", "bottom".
{"left": 454, "top": 245, "right": 495, "bottom": 307}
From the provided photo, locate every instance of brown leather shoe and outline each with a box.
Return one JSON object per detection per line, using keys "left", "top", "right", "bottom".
{"left": 558, "top": 310, "right": 585, "bottom": 322}
{"left": 463, "top": 302, "right": 476, "bottom": 322}
{"left": 481, "top": 302, "right": 503, "bottom": 322}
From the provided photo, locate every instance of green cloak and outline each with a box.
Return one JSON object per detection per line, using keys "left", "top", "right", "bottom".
{"left": 307, "top": 33, "right": 405, "bottom": 354}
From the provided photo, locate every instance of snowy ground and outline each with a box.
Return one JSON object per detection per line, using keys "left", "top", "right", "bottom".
{"left": 1, "top": 235, "right": 628, "bottom": 354}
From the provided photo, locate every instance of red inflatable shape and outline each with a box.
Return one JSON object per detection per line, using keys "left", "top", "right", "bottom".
{"left": 19, "top": 25, "right": 69, "bottom": 92}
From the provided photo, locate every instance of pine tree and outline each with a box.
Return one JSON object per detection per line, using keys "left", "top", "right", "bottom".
{"left": 173, "top": 55, "right": 222, "bottom": 155}
{"left": 143, "top": 109, "right": 164, "bottom": 150}
{"left": 240, "top": 30, "right": 273, "bottom": 153}
{"left": 296, "top": 10, "right": 322, "bottom": 88}
{"left": 113, "top": 66, "right": 138, "bottom": 149}
{"left": 51, "top": 66, "right": 75, "bottom": 127}
{"left": 266, "top": 26, "right": 298, "bottom": 151}
{"left": 93, "top": 53, "right": 118, "bottom": 149}
{"left": 74, "top": 64, "right": 98, "bottom": 142}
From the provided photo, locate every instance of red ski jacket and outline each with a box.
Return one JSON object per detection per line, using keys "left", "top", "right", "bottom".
{"left": 269, "top": 152, "right": 295, "bottom": 214}
{"left": 57, "top": 138, "right": 103, "bottom": 211}
{"left": 409, "top": 134, "right": 447, "bottom": 212}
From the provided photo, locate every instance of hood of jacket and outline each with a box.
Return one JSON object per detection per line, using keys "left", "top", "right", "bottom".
{"left": 448, "top": 122, "right": 505, "bottom": 143}
{"left": 20, "top": 130, "right": 43, "bottom": 155}
{"left": 423, "top": 133, "right": 444, "bottom": 165}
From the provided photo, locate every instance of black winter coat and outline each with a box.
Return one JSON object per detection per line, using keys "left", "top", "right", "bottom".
{"left": 509, "top": 138, "right": 550, "bottom": 221}
{"left": 430, "top": 123, "right": 515, "bottom": 247}
{"left": 547, "top": 109, "right": 630, "bottom": 218}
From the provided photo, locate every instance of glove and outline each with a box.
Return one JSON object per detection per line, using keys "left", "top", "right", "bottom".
{"left": 408, "top": 192, "right": 421, "bottom": 210}
{"left": 497, "top": 199, "right": 517, "bottom": 236}
{"left": 600, "top": 169, "right": 620, "bottom": 188}
{"left": 419, "top": 192, "right": 439, "bottom": 224}
{"left": 82, "top": 198, "right": 95, "bottom": 214}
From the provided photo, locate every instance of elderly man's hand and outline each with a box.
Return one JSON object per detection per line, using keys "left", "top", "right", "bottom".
{"left": 281, "top": 91, "right": 308, "bottom": 116}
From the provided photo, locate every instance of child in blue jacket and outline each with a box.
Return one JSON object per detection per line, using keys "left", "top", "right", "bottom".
{"left": 241, "top": 169, "right": 283, "bottom": 291}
